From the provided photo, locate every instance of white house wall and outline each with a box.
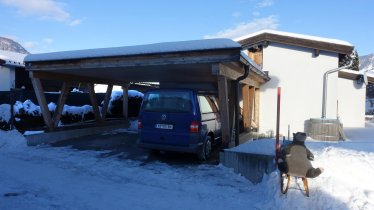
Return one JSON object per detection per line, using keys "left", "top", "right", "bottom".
{"left": 0, "top": 66, "right": 13, "bottom": 91}
{"left": 260, "top": 42, "right": 339, "bottom": 136}
{"left": 337, "top": 78, "right": 366, "bottom": 127}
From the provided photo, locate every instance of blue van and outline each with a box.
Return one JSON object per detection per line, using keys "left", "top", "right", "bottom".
{"left": 137, "top": 89, "right": 221, "bottom": 160}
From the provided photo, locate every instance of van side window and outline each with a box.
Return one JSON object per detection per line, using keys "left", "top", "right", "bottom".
{"left": 198, "top": 96, "right": 214, "bottom": 113}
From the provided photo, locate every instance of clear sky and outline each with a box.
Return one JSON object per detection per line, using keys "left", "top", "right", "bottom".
{"left": 0, "top": 0, "right": 373, "bottom": 56}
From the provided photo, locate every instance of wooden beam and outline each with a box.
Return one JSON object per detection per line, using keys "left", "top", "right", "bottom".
{"left": 87, "top": 83, "right": 102, "bottom": 123}
{"left": 52, "top": 82, "right": 71, "bottom": 128}
{"left": 29, "top": 72, "right": 53, "bottom": 130}
{"left": 26, "top": 49, "right": 241, "bottom": 72}
{"left": 29, "top": 71, "right": 122, "bottom": 86}
{"left": 212, "top": 63, "right": 262, "bottom": 87}
{"left": 122, "top": 84, "right": 129, "bottom": 120}
{"left": 101, "top": 84, "right": 113, "bottom": 120}
{"left": 216, "top": 72, "right": 231, "bottom": 148}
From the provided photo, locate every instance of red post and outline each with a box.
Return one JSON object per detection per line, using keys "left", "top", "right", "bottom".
{"left": 276, "top": 87, "right": 281, "bottom": 161}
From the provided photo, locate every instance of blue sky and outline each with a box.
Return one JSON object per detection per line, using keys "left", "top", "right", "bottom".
{"left": 0, "top": 0, "right": 373, "bottom": 55}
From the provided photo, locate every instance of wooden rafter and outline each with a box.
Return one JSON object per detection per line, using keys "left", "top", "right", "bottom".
{"left": 52, "top": 82, "right": 71, "bottom": 128}
{"left": 87, "top": 83, "right": 102, "bottom": 123}
{"left": 30, "top": 72, "right": 53, "bottom": 130}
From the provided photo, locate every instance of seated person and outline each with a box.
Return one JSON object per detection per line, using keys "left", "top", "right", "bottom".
{"left": 278, "top": 132, "right": 324, "bottom": 178}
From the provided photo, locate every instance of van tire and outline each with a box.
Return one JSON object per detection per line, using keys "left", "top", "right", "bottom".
{"left": 198, "top": 136, "right": 212, "bottom": 161}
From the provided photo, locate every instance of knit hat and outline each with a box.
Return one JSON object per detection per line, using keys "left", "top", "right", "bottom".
{"left": 293, "top": 132, "right": 307, "bottom": 142}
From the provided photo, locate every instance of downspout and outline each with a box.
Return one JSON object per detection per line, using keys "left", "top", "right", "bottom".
{"left": 235, "top": 65, "right": 250, "bottom": 146}
{"left": 321, "top": 60, "right": 353, "bottom": 118}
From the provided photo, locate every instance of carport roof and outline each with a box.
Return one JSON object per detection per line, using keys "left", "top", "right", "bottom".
{"left": 25, "top": 39, "right": 241, "bottom": 62}
{"left": 25, "top": 38, "right": 270, "bottom": 85}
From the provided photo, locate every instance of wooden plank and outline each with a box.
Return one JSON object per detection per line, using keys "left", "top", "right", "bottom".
{"left": 248, "top": 50, "right": 263, "bottom": 67}
{"left": 87, "top": 83, "right": 102, "bottom": 123}
{"left": 101, "top": 84, "right": 113, "bottom": 120}
{"left": 52, "top": 82, "right": 71, "bottom": 128}
{"left": 242, "top": 84, "right": 250, "bottom": 131}
{"left": 122, "top": 85, "right": 129, "bottom": 120}
{"left": 29, "top": 72, "right": 53, "bottom": 130}
{"left": 216, "top": 72, "right": 231, "bottom": 148}
{"left": 254, "top": 88, "right": 260, "bottom": 130}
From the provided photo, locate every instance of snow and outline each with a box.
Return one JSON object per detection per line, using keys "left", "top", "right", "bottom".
{"left": 1, "top": 128, "right": 374, "bottom": 209}
{"left": 227, "top": 139, "right": 275, "bottom": 156}
{"left": 235, "top": 29, "right": 353, "bottom": 47}
{"left": 24, "top": 39, "right": 241, "bottom": 62}
{"left": 0, "top": 49, "right": 26, "bottom": 67}
{"left": 23, "top": 130, "right": 45, "bottom": 136}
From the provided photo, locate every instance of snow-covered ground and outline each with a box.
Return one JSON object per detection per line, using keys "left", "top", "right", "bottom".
{"left": 1, "top": 128, "right": 374, "bottom": 210}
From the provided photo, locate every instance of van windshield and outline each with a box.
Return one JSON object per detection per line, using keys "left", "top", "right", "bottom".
{"left": 142, "top": 91, "right": 193, "bottom": 113}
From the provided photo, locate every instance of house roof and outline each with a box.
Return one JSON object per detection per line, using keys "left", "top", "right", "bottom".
{"left": 235, "top": 30, "right": 354, "bottom": 55}
{"left": 0, "top": 49, "right": 26, "bottom": 67}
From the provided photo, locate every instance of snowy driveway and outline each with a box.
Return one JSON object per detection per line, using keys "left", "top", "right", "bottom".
{"left": 1, "top": 128, "right": 374, "bottom": 210}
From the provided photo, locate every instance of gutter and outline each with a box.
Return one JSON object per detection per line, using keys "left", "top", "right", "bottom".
{"left": 234, "top": 65, "right": 250, "bottom": 146}
{"left": 321, "top": 60, "right": 353, "bottom": 118}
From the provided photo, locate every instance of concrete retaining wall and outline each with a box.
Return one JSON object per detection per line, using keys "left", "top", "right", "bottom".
{"left": 220, "top": 150, "right": 276, "bottom": 184}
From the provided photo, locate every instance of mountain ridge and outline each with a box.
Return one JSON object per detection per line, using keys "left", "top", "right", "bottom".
{"left": 0, "top": 37, "right": 29, "bottom": 54}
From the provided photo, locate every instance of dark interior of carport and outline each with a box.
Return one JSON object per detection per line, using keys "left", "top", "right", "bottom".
{"left": 24, "top": 39, "right": 269, "bottom": 148}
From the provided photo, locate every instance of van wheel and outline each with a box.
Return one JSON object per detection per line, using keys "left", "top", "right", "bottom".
{"left": 198, "top": 136, "right": 212, "bottom": 161}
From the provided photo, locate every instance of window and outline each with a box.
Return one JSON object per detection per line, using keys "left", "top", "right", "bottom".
{"left": 143, "top": 91, "right": 192, "bottom": 113}
{"left": 198, "top": 96, "right": 214, "bottom": 113}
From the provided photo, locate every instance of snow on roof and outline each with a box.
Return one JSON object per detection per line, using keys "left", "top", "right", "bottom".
{"left": 234, "top": 29, "right": 353, "bottom": 47}
{"left": 25, "top": 39, "right": 241, "bottom": 62}
{"left": 0, "top": 49, "right": 26, "bottom": 67}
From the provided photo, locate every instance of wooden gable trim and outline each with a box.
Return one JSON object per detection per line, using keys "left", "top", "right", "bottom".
{"left": 338, "top": 71, "right": 374, "bottom": 83}
{"left": 238, "top": 33, "right": 353, "bottom": 55}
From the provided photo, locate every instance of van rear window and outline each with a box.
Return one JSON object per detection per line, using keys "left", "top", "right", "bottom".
{"left": 142, "top": 91, "right": 192, "bottom": 113}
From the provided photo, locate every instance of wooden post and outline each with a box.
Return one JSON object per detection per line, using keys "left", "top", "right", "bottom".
{"left": 122, "top": 84, "right": 129, "bottom": 120}
{"left": 248, "top": 86, "right": 255, "bottom": 130}
{"left": 87, "top": 83, "right": 102, "bottom": 122}
{"left": 217, "top": 75, "right": 231, "bottom": 148}
{"left": 30, "top": 73, "right": 53, "bottom": 130}
{"left": 101, "top": 84, "right": 113, "bottom": 120}
{"left": 254, "top": 88, "right": 260, "bottom": 130}
{"left": 52, "top": 82, "right": 71, "bottom": 128}
{"left": 242, "top": 84, "right": 250, "bottom": 131}
{"left": 228, "top": 81, "right": 235, "bottom": 142}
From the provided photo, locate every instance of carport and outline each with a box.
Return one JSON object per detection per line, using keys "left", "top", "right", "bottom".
{"left": 24, "top": 38, "right": 270, "bottom": 147}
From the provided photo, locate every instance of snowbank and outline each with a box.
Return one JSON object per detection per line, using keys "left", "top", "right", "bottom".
{"left": 0, "top": 130, "right": 27, "bottom": 150}
{"left": 0, "top": 104, "right": 11, "bottom": 122}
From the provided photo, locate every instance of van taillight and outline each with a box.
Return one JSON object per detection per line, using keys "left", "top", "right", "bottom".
{"left": 138, "top": 120, "right": 142, "bottom": 129}
{"left": 190, "top": 121, "right": 200, "bottom": 133}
